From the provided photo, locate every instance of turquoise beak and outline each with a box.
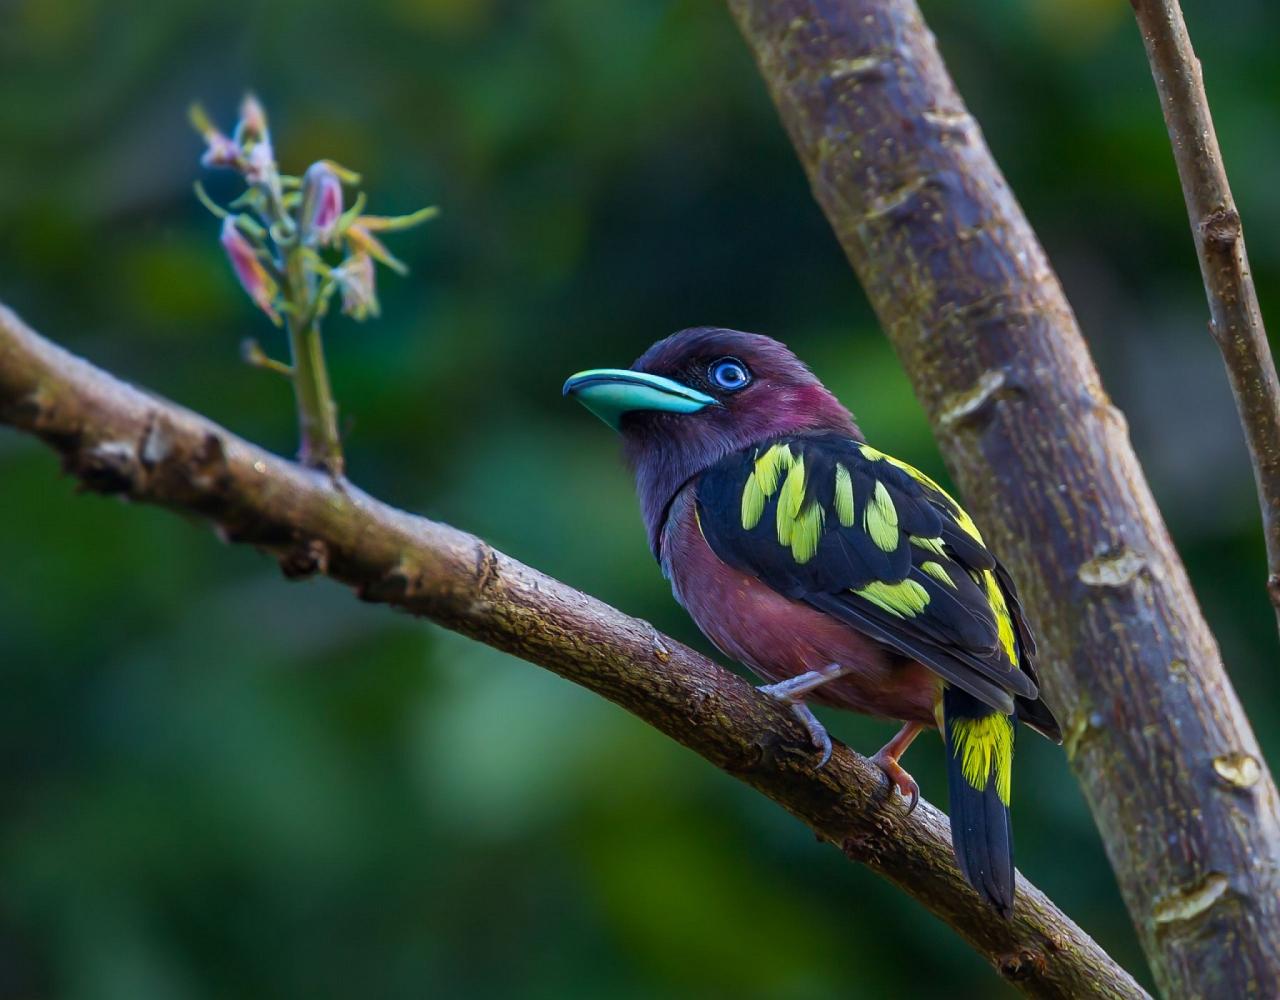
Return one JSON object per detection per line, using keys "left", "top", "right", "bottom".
{"left": 563, "top": 368, "right": 718, "bottom": 430}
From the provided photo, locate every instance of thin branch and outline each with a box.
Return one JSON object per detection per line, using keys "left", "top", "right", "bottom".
{"left": 241, "top": 337, "right": 294, "bottom": 377}
{"left": 283, "top": 245, "right": 344, "bottom": 475}
{"left": 0, "top": 303, "right": 1145, "bottom": 1000}
{"left": 726, "top": 1, "right": 1280, "bottom": 996}
{"left": 1129, "top": 0, "right": 1280, "bottom": 638}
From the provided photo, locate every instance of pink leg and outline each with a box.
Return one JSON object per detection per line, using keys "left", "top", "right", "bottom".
{"left": 871, "top": 722, "right": 925, "bottom": 815}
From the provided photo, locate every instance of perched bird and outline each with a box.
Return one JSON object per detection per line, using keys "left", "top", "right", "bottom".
{"left": 563, "top": 327, "right": 1061, "bottom": 914}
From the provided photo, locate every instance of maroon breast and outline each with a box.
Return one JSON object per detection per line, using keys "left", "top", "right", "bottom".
{"left": 659, "top": 485, "right": 940, "bottom": 725}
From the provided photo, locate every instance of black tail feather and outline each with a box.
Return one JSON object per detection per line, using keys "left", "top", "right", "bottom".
{"left": 943, "top": 687, "right": 1015, "bottom": 916}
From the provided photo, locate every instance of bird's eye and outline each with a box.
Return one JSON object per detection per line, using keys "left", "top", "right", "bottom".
{"left": 709, "top": 358, "right": 751, "bottom": 391}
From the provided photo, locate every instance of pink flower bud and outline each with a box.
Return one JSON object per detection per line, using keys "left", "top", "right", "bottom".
{"left": 334, "top": 252, "right": 379, "bottom": 321}
{"left": 232, "top": 95, "right": 277, "bottom": 186}
{"left": 220, "top": 217, "right": 280, "bottom": 322}
{"left": 301, "top": 162, "right": 344, "bottom": 245}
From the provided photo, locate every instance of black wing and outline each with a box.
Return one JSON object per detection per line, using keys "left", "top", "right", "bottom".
{"left": 695, "top": 433, "right": 1049, "bottom": 723}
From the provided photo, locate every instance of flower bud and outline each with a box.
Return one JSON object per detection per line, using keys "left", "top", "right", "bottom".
{"left": 234, "top": 94, "right": 277, "bottom": 186}
{"left": 237, "top": 94, "right": 269, "bottom": 145}
{"left": 220, "top": 217, "right": 280, "bottom": 322}
{"left": 334, "top": 252, "right": 379, "bottom": 321}
{"left": 300, "top": 162, "right": 344, "bottom": 246}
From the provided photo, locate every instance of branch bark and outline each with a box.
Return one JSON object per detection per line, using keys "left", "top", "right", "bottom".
{"left": 0, "top": 305, "right": 1146, "bottom": 999}
{"left": 1129, "top": 0, "right": 1280, "bottom": 638}
{"left": 725, "top": 1, "right": 1280, "bottom": 996}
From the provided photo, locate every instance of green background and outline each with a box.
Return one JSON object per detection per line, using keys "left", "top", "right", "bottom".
{"left": 3, "top": 0, "right": 1278, "bottom": 996}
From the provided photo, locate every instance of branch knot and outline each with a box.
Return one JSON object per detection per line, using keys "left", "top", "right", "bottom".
{"left": 1199, "top": 207, "right": 1241, "bottom": 248}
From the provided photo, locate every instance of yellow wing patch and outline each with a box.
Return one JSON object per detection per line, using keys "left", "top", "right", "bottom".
{"left": 833, "top": 462, "right": 855, "bottom": 527}
{"left": 782, "top": 501, "right": 825, "bottom": 563}
{"left": 741, "top": 443, "right": 794, "bottom": 530}
{"left": 911, "top": 535, "right": 947, "bottom": 557}
{"left": 775, "top": 456, "right": 826, "bottom": 564}
{"left": 855, "top": 578, "right": 930, "bottom": 618}
{"left": 950, "top": 713, "right": 1013, "bottom": 805}
{"left": 864, "top": 480, "right": 900, "bottom": 552}
{"left": 754, "top": 443, "right": 792, "bottom": 495}
{"left": 741, "top": 472, "right": 766, "bottom": 530}
{"left": 981, "top": 570, "right": 1018, "bottom": 664}
{"left": 777, "top": 454, "right": 805, "bottom": 522}
{"left": 739, "top": 444, "right": 826, "bottom": 564}
{"left": 920, "top": 560, "right": 955, "bottom": 588}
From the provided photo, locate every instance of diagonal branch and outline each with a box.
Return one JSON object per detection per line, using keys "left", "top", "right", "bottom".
{"left": 0, "top": 304, "right": 1145, "bottom": 999}
{"left": 1129, "top": 0, "right": 1280, "bottom": 638}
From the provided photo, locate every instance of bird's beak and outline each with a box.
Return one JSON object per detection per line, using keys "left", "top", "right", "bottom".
{"left": 562, "top": 368, "right": 718, "bottom": 430}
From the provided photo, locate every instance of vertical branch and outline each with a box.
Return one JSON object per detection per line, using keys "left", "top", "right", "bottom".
{"left": 726, "top": 1, "right": 1280, "bottom": 996}
{"left": 1129, "top": 0, "right": 1280, "bottom": 638}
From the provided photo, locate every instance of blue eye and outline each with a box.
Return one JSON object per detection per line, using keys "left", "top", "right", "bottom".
{"left": 709, "top": 358, "right": 751, "bottom": 391}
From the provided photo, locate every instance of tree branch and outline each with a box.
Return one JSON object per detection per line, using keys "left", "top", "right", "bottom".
{"left": 1129, "top": 0, "right": 1280, "bottom": 637}
{"left": 0, "top": 304, "right": 1145, "bottom": 999}
{"left": 726, "top": 1, "right": 1280, "bottom": 996}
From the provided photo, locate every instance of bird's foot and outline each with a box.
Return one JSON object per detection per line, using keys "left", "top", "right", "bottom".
{"left": 871, "top": 747, "right": 920, "bottom": 816}
{"left": 758, "top": 671, "right": 846, "bottom": 769}
{"left": 788, "top": 702, "right": 833, "bottom": 769}
{"left": 870, "top": 722, "right": 924, "bottom": 814}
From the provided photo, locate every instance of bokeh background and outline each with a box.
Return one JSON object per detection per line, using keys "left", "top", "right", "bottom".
{"left": 3, "top": 0, "right": 1279, "bottom": 996}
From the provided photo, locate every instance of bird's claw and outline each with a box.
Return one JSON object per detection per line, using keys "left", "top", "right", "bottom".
{"left": 871, "top": 748, "right": 920, "bottom": 815}
{"left": 791, "top": 703, "right": 833, "bottom": 768}
{"left": 757, "top": 683, "right": 833, "bottom": 769}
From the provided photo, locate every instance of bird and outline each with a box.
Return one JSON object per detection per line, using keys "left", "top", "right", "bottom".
{"left": 563, "top": 326, "right": 1062, "bottom": 915}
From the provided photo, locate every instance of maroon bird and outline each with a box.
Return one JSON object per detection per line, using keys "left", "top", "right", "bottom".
{"left": 564, "top": 327, "right": 1061, "bottom": 914}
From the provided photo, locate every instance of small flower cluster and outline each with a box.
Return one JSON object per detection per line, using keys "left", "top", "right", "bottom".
{"left": 191, "top": 95, "right": 436, "bottom": 328}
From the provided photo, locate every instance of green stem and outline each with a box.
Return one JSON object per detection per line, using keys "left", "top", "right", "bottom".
{"left": 283, "top": 247, "right": 343, "bottom": 476}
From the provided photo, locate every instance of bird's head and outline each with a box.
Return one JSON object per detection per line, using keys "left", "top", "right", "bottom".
{"left": 564, "top": 326, "right": 859, "bottom": 553}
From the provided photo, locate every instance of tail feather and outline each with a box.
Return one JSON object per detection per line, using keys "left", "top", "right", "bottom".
{"left": 943, "top": 686, "right": 1015, "bottom": 916}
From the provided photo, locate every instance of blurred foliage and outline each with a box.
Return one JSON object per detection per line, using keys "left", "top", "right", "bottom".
{"left": 2, "top": 0, "right": 1279, "bottom": 997}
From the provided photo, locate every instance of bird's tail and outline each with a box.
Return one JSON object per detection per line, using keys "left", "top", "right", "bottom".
{"left": 942, "top": 686, "right": 1015, "bottom": 916}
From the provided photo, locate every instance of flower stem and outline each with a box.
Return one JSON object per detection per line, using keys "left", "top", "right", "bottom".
{"left": 283, "top": 247, "right": 343, "bottom": 476}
